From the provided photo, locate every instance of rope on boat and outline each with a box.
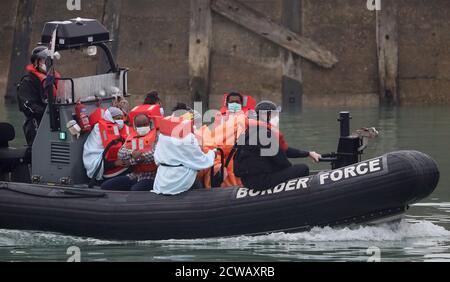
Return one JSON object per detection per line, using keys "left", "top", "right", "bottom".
{"left": 0, "top": 183, "right": 107, "bottom": 199}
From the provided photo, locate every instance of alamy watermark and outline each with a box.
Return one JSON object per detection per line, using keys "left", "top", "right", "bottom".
{"left": 366, "top": 246, "right": 381, "bottom": 262}
{"left": 67, "top": 246, "right": 81, "bottom": 262}
{"left": 169, "top": 102, "right": 280, "bottom": 157}
{"left": 67, "top": 0, "right": 81, "bottom": 11}
{"left": 366, "top": 0, "right": 381, "bottom": 11}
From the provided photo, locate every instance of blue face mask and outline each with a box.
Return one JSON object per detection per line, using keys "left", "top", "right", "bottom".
{"left": 228, "top": 103, "right": 242, "bottom": 113}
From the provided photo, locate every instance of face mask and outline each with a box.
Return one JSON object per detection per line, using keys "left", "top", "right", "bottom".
{"left": 270, "top": 115, "right": 280, "bottom": 128}
{"left": 39, "top": 63, "right": 47, "bottom": 73}
{"left": 115, "top": 119, "right": 124, "bottom": 129}
{"left": 160, "top": 107, "right": 165, "bottom": 117}
{"left": 136, "top": 126, "right": 151, "bottom": 136}
{"left": 228, "top": 103, "right": 242, "bottom": 113}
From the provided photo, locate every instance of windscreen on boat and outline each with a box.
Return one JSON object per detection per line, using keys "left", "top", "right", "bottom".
{"left": 55, "top": 70, "right": 128, "bottom": 104}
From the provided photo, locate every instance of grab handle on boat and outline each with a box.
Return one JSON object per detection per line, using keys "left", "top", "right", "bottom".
{"left": 210, "top": 148, "right": 225, "bottom": 188}
{"left": 319, "top": 153, "right": 338, "bottom": 163}
{"left": 319, "top": 157, "right": 338, "bottom": 162}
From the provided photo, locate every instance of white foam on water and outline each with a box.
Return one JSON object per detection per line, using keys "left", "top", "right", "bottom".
{"left": 413, "top": 202, "right": 450, "bottom": 208}
{"left": 0, "top": 229, "right": 119, "bottom": 246}
{"left": 1, "top": 220, "right": 449, "bottom": 247}
{"left": 153, "top": 220, "right": 450, "bottom": 246}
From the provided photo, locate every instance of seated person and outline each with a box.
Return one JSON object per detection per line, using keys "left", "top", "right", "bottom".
{"left": 101, "top": 114, "right": 158, "bottom": 191}
{"left": 83, "top": 107, "right": 130, "bottom": 182}
{"left": 213, "top": 92, "right": 257, "bottom": 127}
{"left": 195, "top": 92, "right": 250, "bottom": 188}
{"left": 233, "top": 100, "right": 321, "bottom": 191}
{"left": 143, "top": 90, "right": 164, "bottom": 117}
{"left": 152, "top": 108, "right": 216, "bottom": 195}
{"left": 128, "top": 91, "right": 164, "bottom": 127}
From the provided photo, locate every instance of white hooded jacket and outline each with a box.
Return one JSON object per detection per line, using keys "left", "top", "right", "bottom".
{"left": 153, "top": 132, "right": 215, "bottom": 195}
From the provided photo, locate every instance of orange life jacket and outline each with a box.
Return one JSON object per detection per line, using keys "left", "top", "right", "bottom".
{"left": 98, "top": 119, "right": 130, "bottom": 177}
{"left": 128, "top": 104, "right": 162, "bottom": 128}
{"left": 25, "top": 64, "right": 60, "bottom": 96}
{"left": 197, "top": 113, "right": 248, "bottom": 188}
{"left": 219, "top": 93, "right": 257, "bottom": 115}
{"left": 214, "top": 94, "right": 256, "bottom": 128}
{"left": 159, "top": 116, "right": 193, "bottom": 139}
{"left": 89, "top": 107, "right": 105, "bottom": 128}
{"left": 124, "top": 129, "right": 158, "bottom": 173}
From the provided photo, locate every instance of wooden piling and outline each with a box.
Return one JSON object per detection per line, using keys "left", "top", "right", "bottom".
{"left": 189, "top": 0, "right": 212, "bottom": 108}
{"left": 376, "top": 0, "right": 399, "bottom": 105}
{"left": 5, "top": 0, "right": 36, "bottom": 103}
{"left": 211, "top": 0, "right": 338, "bottom": 68}
{"left": 281, "top": 0, "right": 302, "bottom": 112}
{"left": 99, "top": 0, "right": 122, "bottom": 73}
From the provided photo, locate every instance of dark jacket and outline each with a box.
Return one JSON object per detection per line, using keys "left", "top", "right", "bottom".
{"left": 233, "top": 123, "right": 310, "bottom": 178}
{"left": 17, "top": 72, "right": 46, "bottom": 121}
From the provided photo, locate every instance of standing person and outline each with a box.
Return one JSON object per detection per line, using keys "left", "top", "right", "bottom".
{"left": 16, "top": 46, "right": 61, "bottom": 145}
{"left": 83, "top": 107, "right": 130, "bottom": 182}
{"left": 233, "top": 100, "right": 321, "bottom": 191}
{"left": 101, "top": 114, "right": 158, "bottom": 191}
{"left": 152, "top": 111, "right": 216, "bottom": 195}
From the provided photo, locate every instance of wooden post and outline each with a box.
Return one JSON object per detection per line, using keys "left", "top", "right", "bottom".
{"left": 211, "top": 0, "right": 338, "bottom": 68}
{"left": 189, "top": 0, "right": 212, "bottom": 108}
{"left": 281, "top": 0, "right": 302, "bottom": 112}
{"left": 376, "top": 1, "right": 399, "bottom": 106}
{"left": 5, "top": 0, "right": 36, "bottom": 103}
{"left": 99, "top": 0, "right": 122, "bottom": 73}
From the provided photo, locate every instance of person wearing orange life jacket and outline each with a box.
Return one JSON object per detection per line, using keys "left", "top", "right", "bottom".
{"left": 213, "top": 92, "right": 257, "bottom": 128}
{"left": 233, "top": 101, "right": 322, "bottom": 191}
{"left": 143, "top": 90, "right": 165, "bottom": 117}
{"left": 197, "top": 92, "right": 249, "bottom": 188}
{"left": 17, "top": 46, "right": 61, "bottom": 145}
{"left": 83, "top": 107, "right": 131, "bottom": 182}
{"left": 127, "top": 91, "right": 164, "bottom": 128}
{"left": 198, "top": 113, "right": 247, "bottom": 188}
{"left": 101, "top": 114, "right": 158, "bottom": 191}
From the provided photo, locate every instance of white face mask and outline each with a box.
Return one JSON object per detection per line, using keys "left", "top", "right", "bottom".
{"left": 270, "top": 115, "right": 280, "bottom": 128}
{"left": 39, "top": 63, "right": 47, "bottom": 73}
{"left": 136, "top": 126, "right": 151, "bottom": 136}
{"left": 115, "top": 120, "right": 124, "bottom": 129}
{"left": 160, "top": 107, "right": 165, "bottom": 117}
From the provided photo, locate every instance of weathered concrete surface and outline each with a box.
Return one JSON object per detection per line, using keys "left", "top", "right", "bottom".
{"left": 117, "top": 0, "right": 191, "bottom": 108}
{"left": 210, "top": 0, "right": 282, "bottom": 108}
{"left": 302, "top": 0, "right": 379, "bottom": 107}
{"left": 1, "top": 0, "right": 450, "bottom": 107}
{"left": 397, "top": 0, "right": 450, "bottom": 105}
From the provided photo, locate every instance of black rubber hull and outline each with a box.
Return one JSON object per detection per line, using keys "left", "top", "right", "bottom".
{"left": 0, "top": 150, "right": 440, "bottom": 240}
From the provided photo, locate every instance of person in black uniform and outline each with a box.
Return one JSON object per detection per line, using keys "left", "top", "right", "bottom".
{"left": 233, "top": 100, "right": 321, "bottom": 191}
{"left": 16, "top": 46, "right": 57, "bottom": 146}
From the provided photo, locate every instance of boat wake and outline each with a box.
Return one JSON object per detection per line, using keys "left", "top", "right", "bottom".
{"left": 0, "top": 219, "right": 449, "bottom": 247}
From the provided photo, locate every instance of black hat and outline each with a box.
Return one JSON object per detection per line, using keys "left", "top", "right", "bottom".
{"left": 255, "top": 100, "right": 280, "bottom": 112}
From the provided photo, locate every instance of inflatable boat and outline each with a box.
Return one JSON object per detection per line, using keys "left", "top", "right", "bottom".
{"left": 0, "top": 19, "right": 440, "bottom": 240}
{"left": 0, "top": 150, "right": 439, "bottom": 240}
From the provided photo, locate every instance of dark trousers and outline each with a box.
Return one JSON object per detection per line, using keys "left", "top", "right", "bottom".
{"left": 101, "top": 175, "right": 154, "bottom": 191}
{"left": 241, "top": 164, "right": 310, "bottom": 191}
{"left": 23, "top": 117, "right": 40, "bottom": 146}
